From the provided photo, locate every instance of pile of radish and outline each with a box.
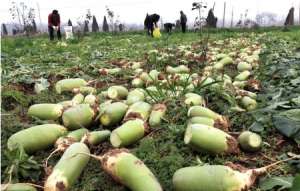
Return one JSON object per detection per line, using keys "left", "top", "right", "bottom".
{"left": 5, "top": 36, "right": 297, "bottom": 191}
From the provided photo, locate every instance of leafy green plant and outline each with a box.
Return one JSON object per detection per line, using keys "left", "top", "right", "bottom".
{"left": 2, "top": 146, "right": 41, "bottom": 183}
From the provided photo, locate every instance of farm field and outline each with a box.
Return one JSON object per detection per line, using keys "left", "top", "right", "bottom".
{"left": 1, "top": 27, "right": 300, "bottom": 191}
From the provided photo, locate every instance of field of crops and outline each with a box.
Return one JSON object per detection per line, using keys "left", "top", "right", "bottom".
{"left": 1, "top": 27, "right": 300, "bottom": 191}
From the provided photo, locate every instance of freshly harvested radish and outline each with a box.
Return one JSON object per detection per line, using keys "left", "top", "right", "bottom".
{"left": 7, "top": 124, "right": 67, "bottom": 154}
{"left": 44, "top": 143, "right": 90, "bottom": 191}
{"left": 28, "top": 104, "right": 63, "bottom": 120}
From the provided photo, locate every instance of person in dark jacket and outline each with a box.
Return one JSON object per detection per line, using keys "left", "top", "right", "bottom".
{"left": 144, "top": 13, "right": 160, "bottom": 37}
{"left": 180, "top": 11, "right": 187, "bottom": 33}
{"left": 48, "top": 10, "right": 61, "bottom": 40}
{"left": 164, "top": 23, "right": 175, "bottom": 33}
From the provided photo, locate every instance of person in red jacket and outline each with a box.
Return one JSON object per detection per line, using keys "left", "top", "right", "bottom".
{"left": 48, "top": 10, "right": 61, "bottom": 40}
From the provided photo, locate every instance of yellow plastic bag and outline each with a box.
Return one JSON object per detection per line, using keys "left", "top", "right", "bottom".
{"left": 153, "top": 28, "right": 161, "bottom": 38}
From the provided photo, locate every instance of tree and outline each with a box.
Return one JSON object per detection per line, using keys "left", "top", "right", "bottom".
{"left": 68, "top": 19, "right": 72, "bottom": 26}
{"left": 102, "top": 16, "right": 109, "bottom": 32}
{"left": 9, "top": 1, "right": 35, "bottom": 35}
{"left": 206, "top": 9, "right": 218, "bottom": 28}
{"left": 1, "top": 24, "right": 8, "bottom": 36}
{"left": 76, "top": 9, "right": 92, "bottom": 33}
{"left": 105, "top": 6, "right": 114, "bottom": 31}
{"left": 92, "top": 15, "right": 99, "bottom": 32}
{"left": 284, "top": 7, "right": 294, "bottom": 26}
{"left": 256, "top": 12, "right": 277, "bottom": 26}
{"left": 119, "top": 24, "right": 124, "bottom": 32}
{"left": 32, "top": 19, "right": 37, "bottom": 33}
{"left": 83, "top": 20, "right": 89, "bottom": 32}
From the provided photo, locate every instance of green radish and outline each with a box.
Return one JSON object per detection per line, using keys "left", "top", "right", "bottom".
{"left": 213, "top": 62, "right": 225, "bottom": 70}
{"left": 99, "top": 68, "right": 122, "bottom": 75}
{"left": 187, "top": 106, "right": 229, "bottom": 131}
{"left": 139, "top": 70, "right": 155, "bottom": 84}
{"left": 213, "top": 56, "right": 233, "bottom": 70}
{"left": 184, "top": 93, "right": 204, "bottom": 106}
{"left": 241, "top": 96, "right": 257, "bottom": 111}
{"left": 58, "top": 94, "right": 85, "bottom": 109}
{"left": 140, "top": 72, "right": 151, "bottom": 82}
{"left": 236, "top": 90, "right": 257, "bottom": 99}
{"left": 146, "top": 86, "right": 159, "bottom": 93}
{"left": 7, "top": 124, "right": 67, "bottom": 154}
{"left": 62, "top": 104, "right": 95, "bottom": 130}
{"left": 131, "top": 78, "right": 144, "bottom": 88}
{"left": 84, "top": 94, "right": 97, "bottom": 105}
{"left": 184, "top": 124, "right": 239, "bottom": 155}
{"left": 186, "top": 84, "right": 195, "bottom": 92}
{"left": 200, "top": 77, "right": 215, "bottom": 87}
{"left": 58, "top": 100, "right": 74, "bottom": 109}
{"left": 27, "top": 104, "right": 63, "bottom": 120}
{"left": 72, "top": 86, "right": 96, "bottom": 95}
{"left": 237, "top": 62, "right": 252, "bottom": 71}
{"left": 174, "top": 74, "right": 192, "bottom": 83}
{"left": 130, "top": 62, "right": 142, "bottom": 69}
{"left": 72, "top": 93, "right": 85, "bottom": 104}
{"left": 149, "top": 104, "right": 167, "bottom": 127}
{"left": 55, "top": 128, "right": 89, "bottom": 151}
{"left": 110, "top": 119, "right": 147, "bottom": 147}
{"left": 134, "top": 68, "right": 144, "bottom": 75}
{"left": 100, "top": 102, "right": 128, "bottom": 127}
{"left": 3, "top": 183, "right": 37, "bottom": 191}
{"left": 126, "top": 89, "right": 145, "bottom": 105}
{"left": 233, "top": 81, "right": 247, "bottom": 88}
{"left": 172, "top": 158, "right": 297, "bottom": 191}
{"left": 100, "top": 149, "right": 162, "bottom": 191}
{"left": 46, "top": 128, "right": 90, "bottom": 168}
{"left": 107, "top": 85, "right": 128, "bottom": 100}
{"left": 219, "top": 56, "right": 233, "bottom": 65}
{"left": 166, "top": 65, "right": 190, "bottom": 74}
{"left": 98, "top": 91, "right": 108, "bottom": 100}
{"left": 216, "top": 53, "right": 228, "bottom": 60}
{"left": 44, "top": 143, "right": 90, "bottom": 191}
{"left": 238, "top": 131, "right": 262, "bottom": 152}
{"left": 216, "top": 74, "right": 232, "bottom": 84}
{"left": 55, "top": 78, "right": 87, "bottom": 94}
{"left": 82, "top": 130, "right": 111, "bottom": 146}
{"left": 148, "top": 69, "right": 160, "bottom": 82}
{"left": 124, "top": 101, "right": 152, "bottom": 121}
{"left": 188, "top": 116, "right": 215, "bottom": 127}
{"left": 235, "top": 71, "right": 251, "bottom": 81}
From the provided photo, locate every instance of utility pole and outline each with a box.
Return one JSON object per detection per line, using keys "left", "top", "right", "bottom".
{"left": 36, "top": 2, "right": 42, "bottom": 32}
{"left": 230, "top": 7, "right": 233, "bottom": 28}
{"left": 222, "top": 1, "right": 226, "bottom": 27}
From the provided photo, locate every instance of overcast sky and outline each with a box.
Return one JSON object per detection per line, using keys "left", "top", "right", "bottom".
{"left": 1, "top": 0, "right": 299, "bottom": 26}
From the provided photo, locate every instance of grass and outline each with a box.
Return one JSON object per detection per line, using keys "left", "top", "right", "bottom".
{"left": 1, "top": 26, "right": 300, "bottom": 190}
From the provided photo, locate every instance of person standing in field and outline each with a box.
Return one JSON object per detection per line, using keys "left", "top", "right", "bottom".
{"left": 48, "top": 10, "right": 61, "bottom": 40}
{"left": 180, "top": 11, "right": 187, "bottom": 33}
{"left": 145, "top": 13, "right": 160, "bottom": 37}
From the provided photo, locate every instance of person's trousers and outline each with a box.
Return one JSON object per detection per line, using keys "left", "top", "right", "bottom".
{"left": 48, "top": 26, "right": 61, "bottom": 40}
{"left": 181, "top": 23, "right": 186, "bottom": 33}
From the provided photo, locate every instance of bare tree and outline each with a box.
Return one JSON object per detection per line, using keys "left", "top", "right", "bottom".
{"left": 1, "top": 24, "right": 8, "bottom": 36}
{"left": 256, "top": 12, "right": 277, "bottom": 26}
{"left": 9, "top": 1, "right": 36, "bottom": 35}
{"left": 83, "top": 21, "right": 89, "bottom": 32}
{"left": 68, "top": 19, "right": 73, "bottom": 26}
{"left": 105, "top": 6, "right": 115, "bottom": 32}
{"left": 32, "top": 19, "right": 37, "bottom": 33}
{"left": 92, "top": 15, "right": 99, "bottom": 32}
{"left": 76, "top": 9, "right": 92, "bottom": 33}
{"left": 102, "top": 16, "right": 109, "bottom": 32}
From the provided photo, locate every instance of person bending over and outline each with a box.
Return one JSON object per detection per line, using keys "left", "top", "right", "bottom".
{"left": 48, "top": 10, "right": 61, "bottom": 40}
{"left": 145, "top": 13, "right": 160, "bottom": 37}
{"left": 164, "top": 23, "right": 175, "bottom": 33}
